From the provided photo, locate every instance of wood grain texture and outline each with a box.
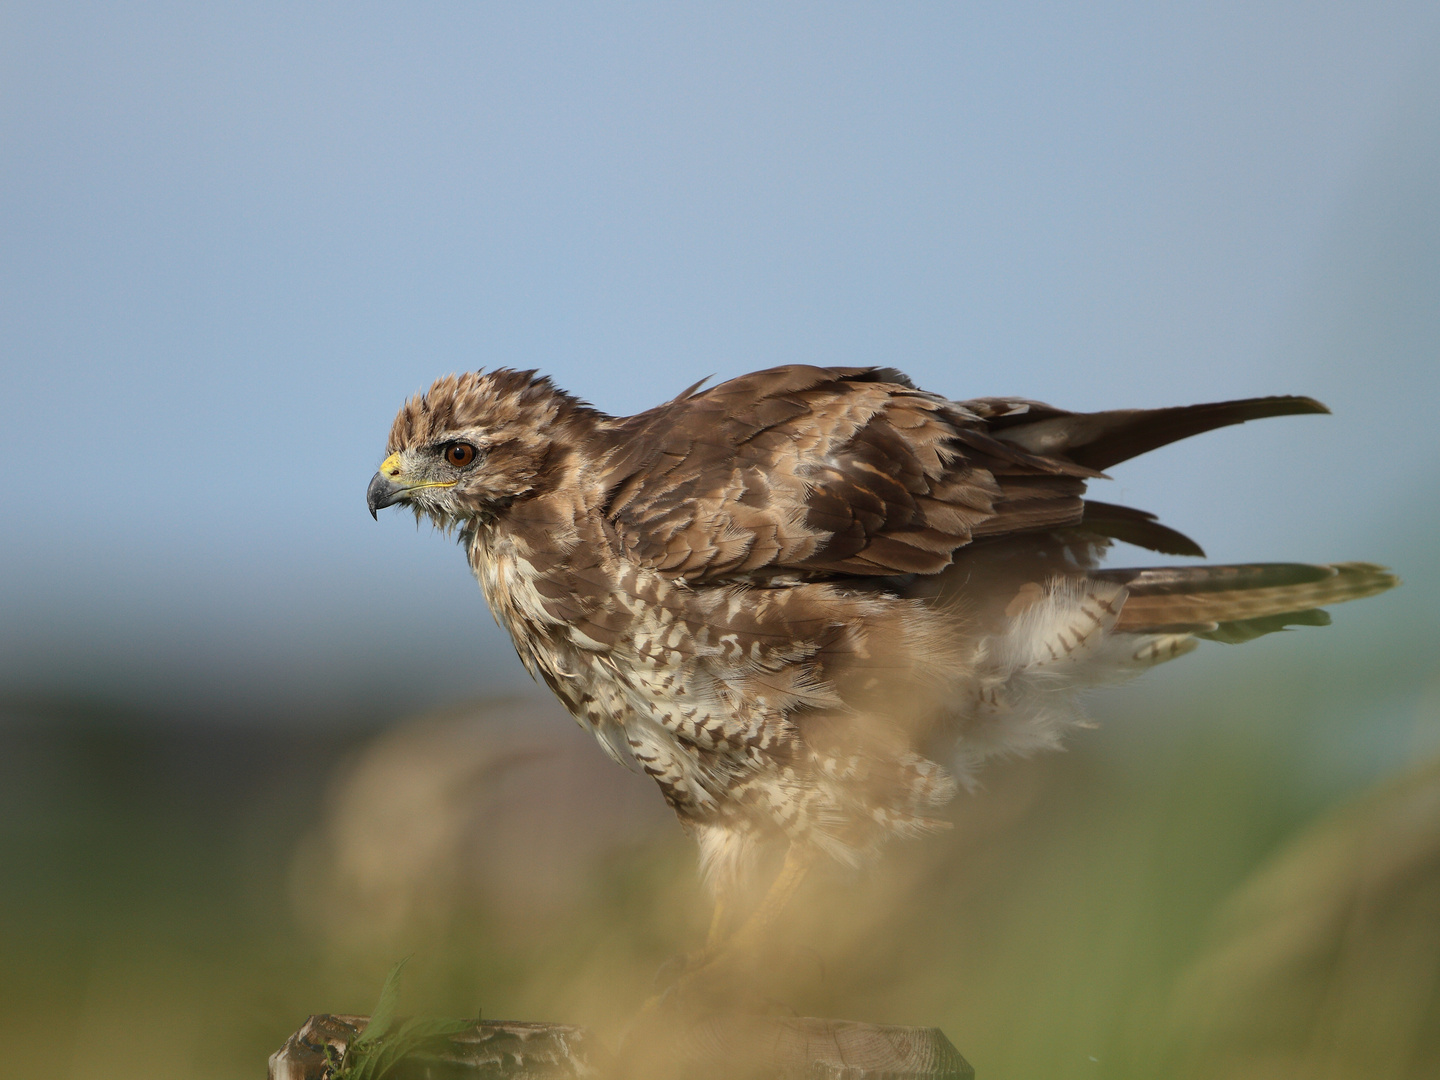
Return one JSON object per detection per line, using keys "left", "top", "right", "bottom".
{"left": 268, "top": 1015, "right": 365, "bottom": 1080}
{"left": 680, "top": 1016, "right": 973, "bottom": 1079}
{"left": 267, "top": 1015, "right": 606, "bottom": 1080}
{"left": 268, "top": 1014, "right": 972, "bottom": 1080}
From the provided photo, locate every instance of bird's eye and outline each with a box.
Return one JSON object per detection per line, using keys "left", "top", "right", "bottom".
{"left": 443, "top": 442, "right": 478, "bottom": 468}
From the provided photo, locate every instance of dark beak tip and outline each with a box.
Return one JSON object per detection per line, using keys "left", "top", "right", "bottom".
{"left": 367, "top": 470, "right": 401, "bottom": 519}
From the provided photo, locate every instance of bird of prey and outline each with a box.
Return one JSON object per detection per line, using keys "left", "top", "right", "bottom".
{"left": 367, "top": 364, "right": 1395, "bottom": 953}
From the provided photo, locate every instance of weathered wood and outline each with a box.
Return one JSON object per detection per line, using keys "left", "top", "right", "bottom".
{"left": 267, "top": 1015, "right": 606, "bottom": 1079}
{"left": 402, "top": 1020, "right": 607, "bottom": 1078}
{"left": 268, "top": 1015, "right": 365, "bottom": 1080}
{"left": 620, "top": 1014, "right": 973, "bottom": 1080}
{"left": 269, "top": 1014, "right": 972, "bottom": 1080}
{"left": 690, "top": 1015, "right": 971, "bottom": 1079}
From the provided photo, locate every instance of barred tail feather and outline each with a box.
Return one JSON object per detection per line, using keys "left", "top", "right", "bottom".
{"left": 948, "top": 562, "right": 1395, "bottom": 788}
{"left": 1099, "top": 561, "right": 1398, "bottom": 636}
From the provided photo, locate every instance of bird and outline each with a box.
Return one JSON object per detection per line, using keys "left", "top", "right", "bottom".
{"left": 366, "top": 364, "right": 1396, "bottom": 961}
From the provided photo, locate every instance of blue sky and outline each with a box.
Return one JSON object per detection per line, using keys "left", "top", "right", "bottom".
{"left": 2, "top": 3, "right": 1437, "bottom": 723}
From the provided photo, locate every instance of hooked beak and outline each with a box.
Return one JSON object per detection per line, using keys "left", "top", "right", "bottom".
{"left": 366, "top": 451, "right": 457, "bottom": 518}
{"left": 367, "top": 470, "right": 404, "bottom": 519}
{"left": 367, "top": 451, "right": 410, "bottom": 519}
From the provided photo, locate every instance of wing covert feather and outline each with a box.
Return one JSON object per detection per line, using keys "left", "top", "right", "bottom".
{"left": 599, "top": 365, "right": 1093, "bottom": 582}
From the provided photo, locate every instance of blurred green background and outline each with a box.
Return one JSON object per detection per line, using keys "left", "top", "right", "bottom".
{"left": 5, "top": 619, "right": 1437, "bottom": 1079}
{"left": 3, "top": 4, "right": 1438, "bottom": 1078}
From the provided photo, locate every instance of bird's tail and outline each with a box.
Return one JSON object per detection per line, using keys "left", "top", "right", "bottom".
{"left": 943, "top": 560, "right": 1396, "bottom": 785}
{"left": 1096, "top": 561, "right": 1398, "bottom": 643}
{"left": 987, "top": 394, "right": 1331, "bottom": 472}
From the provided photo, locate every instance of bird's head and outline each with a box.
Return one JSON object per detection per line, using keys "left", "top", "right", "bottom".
{"left": 367, "top": 369, "right": 577, "bottom": 528}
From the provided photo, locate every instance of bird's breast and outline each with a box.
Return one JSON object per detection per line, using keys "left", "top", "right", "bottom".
{"left": 467, "top": 531, "right": 572, "bottom": 667}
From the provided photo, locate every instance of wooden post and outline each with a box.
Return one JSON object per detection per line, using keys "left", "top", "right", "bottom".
{"left": 673, "top": 1015, "right": 972, "bottom": 1079}
{"left": 268, "top": 1013, "right": 609, "bottom": 1079}
{"left": 269, "top": 1013, "right": 973, "bottom": 1079}
{"left": 269, "top": 1015, "right": 360, "bottom": 1080}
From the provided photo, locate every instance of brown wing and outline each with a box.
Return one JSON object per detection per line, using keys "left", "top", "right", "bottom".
{"left": 599, "top": 365, "right": 1095, "bottom": 582}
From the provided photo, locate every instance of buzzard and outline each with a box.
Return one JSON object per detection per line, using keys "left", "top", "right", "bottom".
{"left": 367, "top": 365, "right": 1395, "bottom": 950}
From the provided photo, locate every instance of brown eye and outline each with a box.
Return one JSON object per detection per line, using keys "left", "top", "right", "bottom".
{"left": 443, "top": 442, "right": 478, "bottom": 468}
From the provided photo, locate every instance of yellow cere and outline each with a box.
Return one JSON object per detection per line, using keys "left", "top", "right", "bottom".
{"left": 380, "top": 451, "right": 457, "bottom": 489}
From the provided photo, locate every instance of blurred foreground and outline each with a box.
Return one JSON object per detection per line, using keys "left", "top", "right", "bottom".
{"left": 2, "top": 640, "right": 1436, "bottom": 1080}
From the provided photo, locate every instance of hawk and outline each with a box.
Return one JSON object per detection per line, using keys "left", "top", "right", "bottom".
{"left": 367, "top": 365, "right": 1395, "bottom": 951}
